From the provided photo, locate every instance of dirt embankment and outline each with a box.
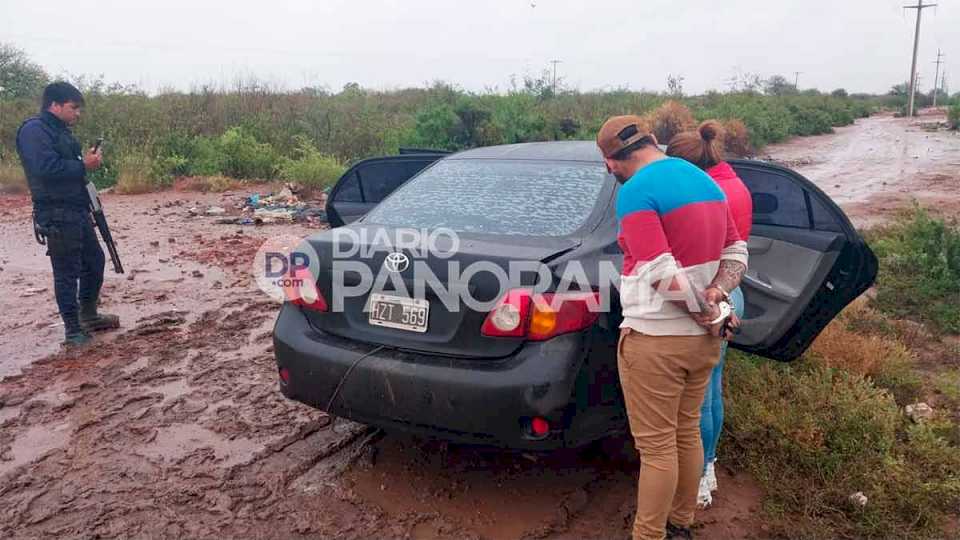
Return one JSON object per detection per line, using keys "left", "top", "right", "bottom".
{"left": 2, "top": 111, "right": 956, "bottom": 539}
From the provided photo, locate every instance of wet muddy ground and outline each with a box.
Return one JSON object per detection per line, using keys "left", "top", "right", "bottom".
{"left": 761, "top": 108, "right": 960, "bottom": 228}
{"left": 1, "top": 111, "right": 958, "bottom": 539}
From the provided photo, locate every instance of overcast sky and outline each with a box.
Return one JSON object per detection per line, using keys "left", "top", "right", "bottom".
{"left": 2, "top": 0, "right": 957, "bottom": 95}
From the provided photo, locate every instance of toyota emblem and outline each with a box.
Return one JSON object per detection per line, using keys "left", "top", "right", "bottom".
{"left": 384, "top": 252, "right": 410, "bottom": 273}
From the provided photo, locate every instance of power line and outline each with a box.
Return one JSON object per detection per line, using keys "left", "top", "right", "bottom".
{"left": 904, "top": 1, "right": 937, "bottom": 117}
{"left": 932, "top": 49, "right": 945, "bottom": 107}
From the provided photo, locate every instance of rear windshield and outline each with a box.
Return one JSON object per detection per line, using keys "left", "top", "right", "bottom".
{"left": 363, "top": 159, "right": 608, "bottom": 236}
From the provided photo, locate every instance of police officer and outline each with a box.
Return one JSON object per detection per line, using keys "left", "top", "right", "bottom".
{"left": 16, "top": 82, "right": 119, "bottom": 347}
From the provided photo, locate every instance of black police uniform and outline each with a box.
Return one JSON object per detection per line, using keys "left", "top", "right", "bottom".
{"left": 16, "top": 111, "right": 105, "bottom": 337}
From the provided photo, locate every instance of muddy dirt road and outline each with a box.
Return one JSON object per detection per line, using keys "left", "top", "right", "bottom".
{"left": 761, "top": 109, "right": 960, "bottom": 227}
{"left": 1, "top": 112, "right": 957, "bottom": 539}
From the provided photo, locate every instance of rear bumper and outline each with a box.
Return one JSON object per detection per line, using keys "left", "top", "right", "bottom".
{"left": 272, "top": 303, "right": 591, "bottom": 449}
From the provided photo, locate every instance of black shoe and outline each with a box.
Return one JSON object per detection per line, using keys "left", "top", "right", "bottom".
{"left": 80, "top": 298, "right": 120, "bottom": 332}
{"left": 666, "top": 522, "right": 693, "bottom": 539}
{"left": 64, "top": 330, "right": 92, "bottom": 347}
{"left": 80, "top": 312, "right": 120, "bottom": 332}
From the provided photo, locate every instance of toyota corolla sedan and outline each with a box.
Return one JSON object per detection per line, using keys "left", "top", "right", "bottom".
{"left": 272, "top": 142, "right": 877, "bottom": 450}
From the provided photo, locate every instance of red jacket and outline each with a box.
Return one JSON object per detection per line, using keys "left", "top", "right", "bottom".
{"left": 707, "top": 162, "right": 753, "bottom": 241}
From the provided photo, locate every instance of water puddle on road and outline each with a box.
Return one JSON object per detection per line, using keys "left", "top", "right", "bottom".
{"left": 122, "top": 356, "right": 151, "bottom": 375}
{"left": 27, "top": 383, "right": 72, "bottom": 408}
{"left": 136, "top": 424, "right": 262, "bottom": 467}
{"left": 0, "top": 405, "right": 21, "bottom": 425}
{"left": 0, "top": 422, "right": 71, "bottom": 476}
{"left": 149, "top": 378, "right": 191, "bottom": 403}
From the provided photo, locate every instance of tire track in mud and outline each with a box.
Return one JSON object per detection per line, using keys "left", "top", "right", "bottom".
{"left": 1, "top": 188, "right": 766, "bottom": 539}
{"left": 0, "top": 292, "right": 387, "bottom": 538}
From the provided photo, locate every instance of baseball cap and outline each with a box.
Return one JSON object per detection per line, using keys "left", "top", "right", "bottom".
{"left": 596, "top": 115, "right": 655, "bottom": 158}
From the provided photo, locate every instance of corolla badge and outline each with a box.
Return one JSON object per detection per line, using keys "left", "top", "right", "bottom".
{"left": 383, "top": 251, "right": 410, "bottom": 273}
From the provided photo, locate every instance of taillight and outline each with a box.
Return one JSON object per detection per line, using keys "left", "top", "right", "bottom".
{"left": 528, "top": 292, "right": 600, "bottom": 341}
{"left": 283, "top": 266, "right": 328, "bottom": 312}
{"left": 481, "top": 289, "right": 531, "bottom": 337}
{"left": 530, "top": 416, "right": 550, "bottom": 437}
{"left": 481, "top": 289, "right": 600, "bottom": 341}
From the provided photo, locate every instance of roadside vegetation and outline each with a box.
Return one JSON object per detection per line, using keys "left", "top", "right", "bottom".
{"left": 868, "top": 207, "right": 960, "bottom": 334}
{"left": 725, "top": 209, "right": 960, "bottom": 539}
{"left": 1, "top": 43, "right": 882, "bottom": 191}
{"left": 948, "top": 99, "right": 960, "bottom": 130}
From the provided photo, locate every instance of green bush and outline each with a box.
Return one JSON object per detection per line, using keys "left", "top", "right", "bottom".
{"left": 785, "top": 98, "right": 837, "bottom": 136}
{"left": 490, "top": 93, "right": 548, "bottom": 144}
{"left": 216, "top": 127, "right": 279, "bottom": 179}
{"left": 869, "top": 207, "right": 960, "bottom": 334}
{"left": 410, "top": 103, "right": 462, "bottom": 151}
{"left": 948, "top": 102, "right": 960, "bottom": 130}
{"left": 279, "top": 137, "right": 345, "bottom": 189}
{"left": 0, "top": 65, "right": 879, "bottom": 184}
{"left": 725, "top": 353, "right": 960, "bottom": 538}
{"left": 86, "top": 155, "right": 119, "bottom": 188}
{"left": 149, "top": 127, "right": 279, "bottom": 181}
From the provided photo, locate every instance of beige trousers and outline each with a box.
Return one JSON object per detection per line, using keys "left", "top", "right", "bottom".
{"left": 617, "top": 328, "right": 722, "bottom": 540}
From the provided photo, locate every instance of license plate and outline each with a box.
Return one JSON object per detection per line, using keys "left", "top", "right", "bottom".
{"left": 367, "top": 293, "right": 429, "bottom": 333}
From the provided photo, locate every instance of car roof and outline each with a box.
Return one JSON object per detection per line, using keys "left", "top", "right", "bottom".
{"left": 448, "top": 141, "right": 604, "bottom": 163}
{"left": 446, "top": 140, "right": 670, "bottom": 163}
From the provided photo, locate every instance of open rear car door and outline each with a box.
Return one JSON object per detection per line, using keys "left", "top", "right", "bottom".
{"left": 326, "top": 153, "right": 446, "bottom": 227}
{"left": 728, "top": 160, "right": 878, "bottom": 361}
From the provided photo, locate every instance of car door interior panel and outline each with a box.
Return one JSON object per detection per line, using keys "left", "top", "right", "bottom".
{"left": 739, "top": 229, "right": 839, "bottom": 347}
{"left": 729, "top": 160, "right": 877, "bottom": 361}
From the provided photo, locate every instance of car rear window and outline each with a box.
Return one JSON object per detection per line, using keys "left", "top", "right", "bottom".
{"left": 363, "top": 159, "right": 608, "bottom": 236}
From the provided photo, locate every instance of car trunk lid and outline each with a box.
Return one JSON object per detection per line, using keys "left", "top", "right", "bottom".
{"left": 302, "top": 226, "right": 578, "bottom": 357}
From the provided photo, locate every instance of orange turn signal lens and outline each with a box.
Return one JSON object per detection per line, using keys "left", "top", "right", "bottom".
{"left": 529, "top": 305, "right": 557, "bottom": 338}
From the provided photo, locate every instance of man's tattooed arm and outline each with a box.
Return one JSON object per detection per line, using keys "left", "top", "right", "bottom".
{"left": 709, "top": 260, "right": 747, "bottom": 296}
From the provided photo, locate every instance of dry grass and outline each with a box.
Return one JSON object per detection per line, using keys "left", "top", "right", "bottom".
{"left": 808, "top": 297, "right": 922, "bottom": 405}
{"left": 810, "top": 297, "right": 909, "bottom": 376}
{"left": 0, "top": 159, "right": 27, "bottom": 194}
{"left": 171, "top": 175, "right": 241, "bottom": 193}
{"left": 727, "top": 297, "right": 960, "bottom": 538}
{"left": 114, "top": 155, "right": 156, "bottom": 194}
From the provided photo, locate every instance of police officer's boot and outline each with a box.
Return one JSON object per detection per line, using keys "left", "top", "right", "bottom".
{"left": 79, "top": 298, "right": 120, "bottom": 332}
{"left": 64, "top": 317, "right": 92, "bottom": 347}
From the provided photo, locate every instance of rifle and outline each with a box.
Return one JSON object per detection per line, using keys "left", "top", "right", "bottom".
{"left": 86, "top": 169, "right": 124, "bottom": 274}
{"left": 85, "top": 137, "right": 123, "bottom": 274}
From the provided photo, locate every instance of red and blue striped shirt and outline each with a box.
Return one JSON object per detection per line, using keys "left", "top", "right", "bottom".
{"left": 616, "top": 157, "right": 749, "bottom": 335}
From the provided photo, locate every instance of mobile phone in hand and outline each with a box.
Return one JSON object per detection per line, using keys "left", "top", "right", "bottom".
{"left": 93, "top": 137, "right": 105, "bottom": 153}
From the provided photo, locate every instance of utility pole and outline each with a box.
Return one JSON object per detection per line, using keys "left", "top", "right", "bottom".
{"left": 904, "top": 1, "right": 937, "bottom": 117}
{"left": 793, "top": 71, "right": 802, "bottom": 89}
{"left": 549, "top": 59, "right": 562, "bottom": 95}
{"left": 932, "top": 49, "right": 944, "bottom": 107}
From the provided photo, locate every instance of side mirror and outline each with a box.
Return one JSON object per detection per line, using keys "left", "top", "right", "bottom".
{"left": 752, "top": 193, "right": 779, "bottom": 215}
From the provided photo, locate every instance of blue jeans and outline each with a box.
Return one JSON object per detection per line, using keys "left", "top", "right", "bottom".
{"left": 700, "top": 286, "right": 744, "bottom": 469}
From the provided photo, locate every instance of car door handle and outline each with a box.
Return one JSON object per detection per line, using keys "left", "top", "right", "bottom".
{"left": 743, "top": 273, "right": 774, "bottom": 290}
{"left": 743, "top": 273, "right": 798, "bottom": 302}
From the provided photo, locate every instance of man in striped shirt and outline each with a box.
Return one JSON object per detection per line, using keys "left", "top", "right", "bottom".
{"left": 597, "top": 116, "right": 748, "bottom": 540}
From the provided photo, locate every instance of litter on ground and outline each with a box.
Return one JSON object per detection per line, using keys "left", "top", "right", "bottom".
{"left": 212, "top": 184, "right": 327, "bottom": 226}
